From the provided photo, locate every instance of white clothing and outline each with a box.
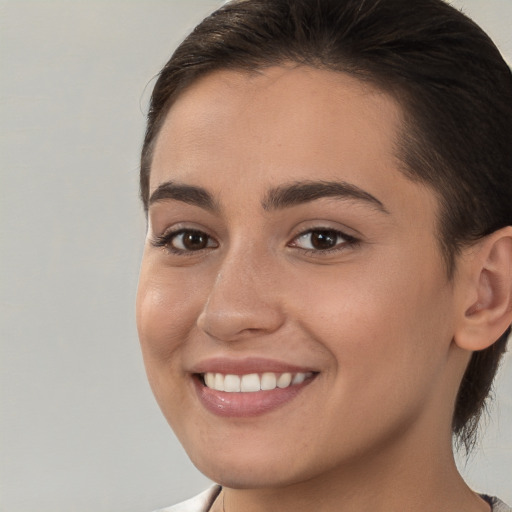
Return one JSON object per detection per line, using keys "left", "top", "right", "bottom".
{"left": 154, "top": 486, "right": 221, "bottom": 512}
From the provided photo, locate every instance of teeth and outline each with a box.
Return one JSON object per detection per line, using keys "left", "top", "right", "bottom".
{"left": 292, "top": 372, "right": 306, "bottom": 385}
{"left": 214, "top": 373, "right": 224, "bottom": 392}
{"left": 224, "top": 374, "right": 241, "bottom": 392}
{"left": 241, "top": 373, "right": 260, "bottom": 392}
{"left": 202, "top": 371, "right": 312, "bottom": 393}
{"left": 277, "top": 372, "right": 292, "bottom": 388}
{"left": 261, "top": 372, "right": 277, "bottom": 390}
{"left": 204, "top": 372, "right": 215, "bottom": 389}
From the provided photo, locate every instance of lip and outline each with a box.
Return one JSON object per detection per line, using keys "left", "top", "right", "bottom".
{"left": 191, "top": 357, "right": 318, "bottom": 418}
{"left": 190, "top": 356, "right": 317, "bottom": 375}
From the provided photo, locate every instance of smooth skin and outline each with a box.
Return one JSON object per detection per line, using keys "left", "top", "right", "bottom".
{"left": 137, "top": 66, "right": 512, "bottom": 512}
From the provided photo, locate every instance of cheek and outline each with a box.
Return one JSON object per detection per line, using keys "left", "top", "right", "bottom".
{"left": 136, "top": 263, "right": 201, "bottom": 364}
{"left": 286, "top": 264, "right": 455, "bottom": 451}
{"left": 136, "top": 265, "right": 203, "bottom": 420}
{"left": 290, "top": 254, "right": 454, "bottom": 384}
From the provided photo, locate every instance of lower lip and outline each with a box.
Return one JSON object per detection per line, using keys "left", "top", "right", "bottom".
{"left": 193, "top": 375, "right": 316, "bottom": 417}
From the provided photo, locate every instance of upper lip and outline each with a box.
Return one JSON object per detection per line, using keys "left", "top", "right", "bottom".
{"left": 190, "top": 356, "right": 318, "bottom": 375}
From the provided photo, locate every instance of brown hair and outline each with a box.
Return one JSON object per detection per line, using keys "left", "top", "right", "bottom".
{"left": 140, "top": 0, "right": 512, "bottom": 449}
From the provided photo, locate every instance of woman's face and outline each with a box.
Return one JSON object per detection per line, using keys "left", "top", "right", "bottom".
{"left": 137, "top": 66, "right": 467, "bottom": 488}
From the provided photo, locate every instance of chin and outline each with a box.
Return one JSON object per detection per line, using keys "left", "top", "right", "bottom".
{"left": 186, "top": 444, "right": 307, "bottom": 489}
{"left": 197, "top": 462, "right": 301, "bottom": 490}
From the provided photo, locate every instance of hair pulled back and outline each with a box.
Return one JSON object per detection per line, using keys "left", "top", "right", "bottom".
{"left": 140, "top": 0, "right": 512, "bottom": 450}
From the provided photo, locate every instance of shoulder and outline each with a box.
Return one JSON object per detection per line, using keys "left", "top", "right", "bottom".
{"left": 153, "top": 486, "right": 222, "bottom": 512}
{"left": 481, "top": 495, "right": 512, "bottom": 512}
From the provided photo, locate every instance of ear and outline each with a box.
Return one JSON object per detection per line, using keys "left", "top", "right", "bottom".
{"left": 454, "top": 226, "right": 512, "bottom": 351}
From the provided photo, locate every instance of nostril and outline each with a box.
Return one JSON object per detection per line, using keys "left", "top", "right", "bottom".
{"left": 197, "top": 307, "right": 285, "bottom": 342}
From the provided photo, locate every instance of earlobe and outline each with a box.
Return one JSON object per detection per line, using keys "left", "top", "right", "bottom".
{"left": 455, "top": 226, "right": 512, "bottom": 352}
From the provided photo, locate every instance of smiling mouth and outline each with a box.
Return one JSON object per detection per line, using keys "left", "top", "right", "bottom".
{"left": 194, "top": 369, "right": 318, "bottom": 417}
{"left": 199, "top": 371, "right": 316, "bottom": 392}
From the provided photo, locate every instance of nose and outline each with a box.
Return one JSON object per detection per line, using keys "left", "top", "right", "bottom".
{"left": 196, "top": 247, "right": 285, "bottom": 342}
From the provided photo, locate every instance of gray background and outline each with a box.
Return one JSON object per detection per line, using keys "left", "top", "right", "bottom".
{"left": 0, "top": 1, "right": 511, "bottom": 511}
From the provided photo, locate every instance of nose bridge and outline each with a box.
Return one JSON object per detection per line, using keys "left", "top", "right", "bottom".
{"left": 197, "top": 240, "right": 284, "bottom": 341}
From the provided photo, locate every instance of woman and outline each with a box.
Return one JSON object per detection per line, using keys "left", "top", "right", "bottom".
{"left": 136, "top": 0, "right": 512, "bottom": 510}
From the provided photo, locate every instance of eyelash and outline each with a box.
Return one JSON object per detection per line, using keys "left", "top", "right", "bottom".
{"left": 151, "top": 227, "right": 358, "bottom": 256}
{"left": 151, "top": 229, "right": 218, "bottom": 255}
{"left": 289, "top": 228, "right": 359, "bottom": 255}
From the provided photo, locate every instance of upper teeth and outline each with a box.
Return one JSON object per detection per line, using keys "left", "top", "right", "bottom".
{"left": 203, "top": 372, "right": 312, "bottom": 393}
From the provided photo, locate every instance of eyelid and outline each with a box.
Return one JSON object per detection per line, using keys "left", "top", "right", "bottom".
{"left": 149, "top": 222, "right": 359, "bottom": 257}
{"left": 150, "top": 226, "right": 219, "bottom": 255}
{"left": 288, "top": 227, "right": 359, "bottom": 255}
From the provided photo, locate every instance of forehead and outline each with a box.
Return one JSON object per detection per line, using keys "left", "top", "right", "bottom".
{"left": 150, "top": 65, "right": 436, "bottom": 220}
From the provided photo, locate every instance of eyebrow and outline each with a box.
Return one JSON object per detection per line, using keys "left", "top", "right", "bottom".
{"left": 262, "top": 180, "right": 389, "bottom": 213}
{"left": 149, "top": 181, "right": 218, "bottom": 212}
{"left": 148, "top": 179, "right": 388, "bottom": 214}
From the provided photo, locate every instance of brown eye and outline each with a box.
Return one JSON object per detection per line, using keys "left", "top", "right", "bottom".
{"left": 170, "top": 230, "right": 216, "bottom": 251}
{"left": 291, "top": 229, "right": 355, "bottom": 252}
{"left": 309, "top": 230, "right": 339, "bottom": 250}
